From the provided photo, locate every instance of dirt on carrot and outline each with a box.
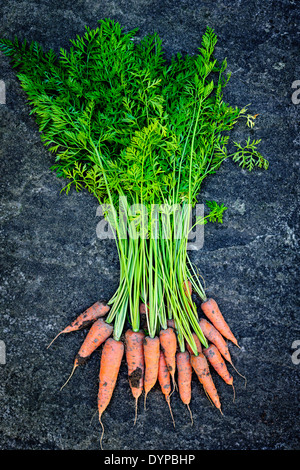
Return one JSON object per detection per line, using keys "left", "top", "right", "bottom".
{"left": 125, "top": 329, "right": 145, "bottom": 424}
{"left": 159, "top": 327, "right": 178, "bottom": 390}
{"left": 60, "top": 318, "right": 113, "bottom": 390}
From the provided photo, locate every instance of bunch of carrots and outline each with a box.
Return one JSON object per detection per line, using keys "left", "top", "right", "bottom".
{"left": 0, "top": 18, "right": 267, "bottom": 450}
{"left": 48, "top": 280, "right": 244, "bottom": 448}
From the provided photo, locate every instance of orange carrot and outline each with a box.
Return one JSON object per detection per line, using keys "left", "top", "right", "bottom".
{"left": 190, "top": 352, "right": 222, "bottom": 414}
{"left": 203, "top": 344, "right": 235, "bottom": 401}
{"left": 143, "top": 336, "right": 160, "bottom": 408}
{"left": 60, "top": 318, "right": 113, "bottom": 390}
{"left": 200, "top": 319, "right": 246, "bottom": 385}
{"left": 125, "top": 329, "right": 145, "bottom": 424}
{"left": 186, "top": 332, "right": 202, "bottom": 356}
{"left": 183, "top": 279, "right": 193, "bottom": 308}
{"left": 158, "top": 350, "right": 175, "bottom": 427}
{"left": 98, "top": 338, "right": 124, "bottom": 449}
{"left": 159, "top": 327, "right": 177, "bottom": 390}
{"left": 176, "top": 351, "right": 193, "bottom": 425}
{"left": 201, "top": 298, "right": 239, "bottom": 347}
{"left": 139, "top": 303, "right": 149, "bottom": 314}
{"left": 47, "top": 300, "right": 110, "bottom": 348}
{"left": 183, "top": 279, "right": 192, "bottom": 297}
{"left": 139, "top": 303, "right": 149, "bottom": 331}
{"left": 203, "top": 344, "right": 233, "bottom": 385}
{"left": 199, "top": 318, "right": 232, "bottom": 363}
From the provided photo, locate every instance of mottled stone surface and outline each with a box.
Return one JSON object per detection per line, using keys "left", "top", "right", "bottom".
{"left": 0, "top": 0, "right": 299, "bottom": 451}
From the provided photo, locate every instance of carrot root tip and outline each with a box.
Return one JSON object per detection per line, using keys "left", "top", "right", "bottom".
{"left": 187, "top": 404, "right": 194, "bottom": 426}
{"left": 133, "top": 397, "right": 138, "bottom": 426}
{"left": 99, "top": 414, "right": 105, "bottom": 450}
{"left": 144, "top": 392, "right": 148, "bottom": 411}
{"left": 230, "top": 361, "right": 247, "bottom": 388}
{"left": 203, "top": 388, "right": 214, "bottom": 408}
{"left": 166, "top": 396, "right": 175, "bottom": 428}
{"left": 60, "top": 362, "right": 78, "bottom": 391}
{"left": 232, "top": 384, "right": 236, "bottom": 403}
{"left": 170, "top": 376, "right": 177, "bottom": 397}
{"left": 47, "top": 331, "right": 63, "bottom": 349}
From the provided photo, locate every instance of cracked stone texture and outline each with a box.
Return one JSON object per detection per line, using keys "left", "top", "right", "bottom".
{"left": 0, "top": 0, "right": 299, "bottom": 451}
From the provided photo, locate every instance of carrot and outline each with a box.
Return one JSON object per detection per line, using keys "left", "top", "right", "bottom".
{"left": 139, "top": 303, "right": 149, "bottom": 315}
{"left": 199, "top": 318, "right": 232, "bottom": 363}
{"left": 186, "top": 332, "right": 202, "bottom": 356}
{"left": 60, "top": 318, "right": 113, "bottom": 390}
{"left": 47, "top": 300, "right": 110, "bottom": 348}
{"left": 125, "top": 329, "right": 145, "bottom": 424}
{"left": 98, "top": 337, "right": 124, "bottom": 449}
{"left": 176, "top": 351, "right": 193, "bottom": 425}
{"left": 167, "top": 318, "right": 176, "bottom": 329}
{"left": 158, "top": 350, "right": 175, "bottom": 427}
{"left": 201, "top": 298, "right": 239, "bottom": 347}
{"left": 199, "top": 318, "right": 246, "bottom": 385}
{"left": 203, "top": 344, "right": 233, "bottom": 385}
{"left": 143, "top": 336, "right": 160, "bottom": 409}
{"left": 183, "top": 279, "right": 193, "bottom": 308}
{"left": 203, "top": 344, "right": 235, "bottom": 401}
{"left": 183, "top": 279, "right": 192, "bottom": 297}
{"left": 190, "top": 352, "right": 222, "bottom": 414}
{"left": 159, "top": 327, "right": 177, "bottom": 390}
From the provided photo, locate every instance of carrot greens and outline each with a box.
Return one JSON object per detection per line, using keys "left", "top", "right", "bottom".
{"left": 0, "top": 18, "right": 268, "bottom": 354}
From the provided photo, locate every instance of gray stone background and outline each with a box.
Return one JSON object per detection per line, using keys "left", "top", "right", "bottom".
{"left": 0, "top": 0, "right": 299, "bottom": 451}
